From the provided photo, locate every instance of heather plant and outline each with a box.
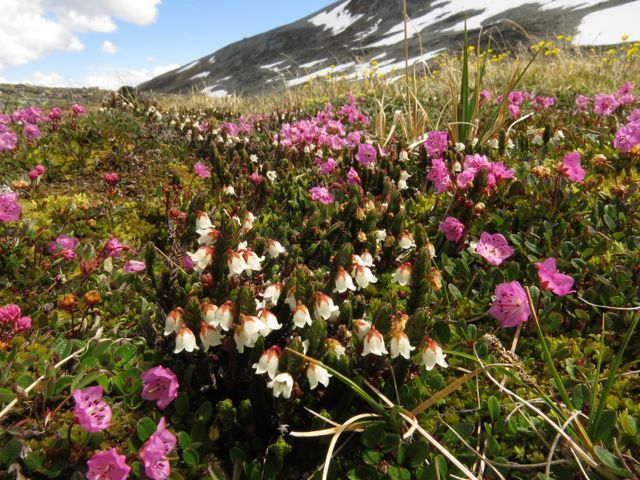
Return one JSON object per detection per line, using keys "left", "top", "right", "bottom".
{"left": 0, "top": 43, "right": 639, "bottom": 480}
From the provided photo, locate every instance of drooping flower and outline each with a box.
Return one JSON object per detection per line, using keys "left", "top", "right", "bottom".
{"left": 140, "top": 366, "right": 179, "bottom": 410}
{"left": 234, "top": 314, "right": 264, "bottom": 353}
{"left": 267, "top": 372, "right": 294, "bottom": 399}
{"left": 420, "top": 338, "right": 447, "bottom": 370}
{"left": 241, "top": 248, "right": 264, "bottom": 274}
{"left": 267, "top": 239, "right": 286, "bottom": 258}
{"left": 72, "top": 386, "right": 112, "bottom": 432}
{"left": 352, "top": 263, "right": 377, "bottom": 289}
{"left": 200, "top": 322, "right": 222, "bottom": 350}
{"left": 174, "top": 326, "right": 198, "bottom": 354}
{"left": 227, "top": 250, "right": 247, "bottom": 276}
{"left": 392, "top": 263, "right": 412, "bottom": 286}
{"left": 326, "top": 338, "right": 346, "bottom": 358}
{"left": 353, "top": 319, "right": 372, "bottom": 340}
{"left": 164, "top": 307, "right": 184, "bottom": 336}
{"left": 292, "top": 302, "right": 313, "bottom": 328}
{"left": 139, "top": 417, "right": 176, "bottom": 480}
{"left": 389, "top": 331, "right": 415, "bottom": 360}
{"left": 489, "top": 281, "right": 531, "bottom": 328}
{"left": 439, "top": 217, "right": 465, "bottom": 242}
{"left": 263, "top": 282, "right": 283, "bottom": 306}
{"left": 123, "top": 260, "right": 146, "bottom": 273}
{"left": 0, "top": 192, "right": 21, "bottom": 222}
{"left": 535, "top": 258, "right": 576, "bottom": 296}
{"left": 188, "top": 245, "right": 214, "bottom": 272}
{"left": 314, "top": 292, "right": 339, "bottom": 320}
{"left": 257, "top": 308, "right": 282, "bottom": 336}
{"left": 307, "top": 363, "right": 332, "bottom": 390}
{"left": 86, "top": 448, "right": 130, "bottom": 480}
{"left": 475, "top": 232, "right": 514, "bottom": 266}
{"left": 333, "top": 266, "right": 356, "bottom": 293}
{"left": 558, "top": 151, "right": 585, "bottom": 182}
{"left": 398, "top": 231, "right": 416, "bottom": 250}
{"left": 362, "top": 327, "right": 388, "bottom": 356}
{"left": 253, "top": 346, "right": 280, "bottom": 379}
{"left": 214, "top": 300, "right": 235, "bottom": 331}
{"left": 355, "top": 142, "right": 377, "bottom": 166}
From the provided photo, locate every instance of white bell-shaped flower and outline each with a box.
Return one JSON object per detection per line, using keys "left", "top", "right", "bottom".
{"left": 234, "top": 314, "right": 265, "bottom": 353}
{"left": 389, "top": 331, "right": 415, "bottom": 360}
{"left": 421, "top": 338, "right": 448, "bottom": 370}
{"left": 362, "top": 328, "right": 388, "bottom": 356}
{"left": 352, "top": 264, "right": 378, "bottom": 289}
{"left": 263, "top": 283, "right": 283, "bottom": 306}
{"left": 267, "top": 239, "right": 286, "bottom": 258}
{"left": 214, "top": 300, "right": 235, "bottom": 331}
{"left": 252, "top": 346, "right": 280, "bottom": 379}
{"left": 392, "top": 263, "right": 412, "bottom": 286}
{"left": 307, "top": 363, "right": 332, "bottom": 390}
{"left": 292, "top": 302, "right": 312, "bottom": 328}
{"left": 175, "top": 326, "right": 199, "bottom": 354}
{"left": 199, "top": 323, "right": 222, "bottom": 350}
{"left": 314, "top": 292, "right": 339, "bottom": 320}
{"left": 164, "top": 307, "right": 184, "bottom": 336}
{"left": 333, "top": 267, "right": 356, "bottom": 293}
{"left": 267, "top": 372, "right": 294, "bottom": 399}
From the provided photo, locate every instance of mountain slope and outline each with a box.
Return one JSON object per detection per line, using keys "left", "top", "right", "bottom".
{"left": 138, "top": 0, "right": 640, "bottom": 96}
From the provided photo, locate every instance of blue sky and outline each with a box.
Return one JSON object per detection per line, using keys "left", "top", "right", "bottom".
{"left": 0, "top": 0, "right": 335, "bottom": 89}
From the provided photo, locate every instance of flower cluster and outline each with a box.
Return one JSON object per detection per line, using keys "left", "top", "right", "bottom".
{"left": 0, "top": 303, "right": 31, "bottom": 344}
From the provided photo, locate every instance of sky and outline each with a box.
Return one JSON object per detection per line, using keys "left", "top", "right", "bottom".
{"left": 0, "top": 0, "right": 335, "bottom": 89}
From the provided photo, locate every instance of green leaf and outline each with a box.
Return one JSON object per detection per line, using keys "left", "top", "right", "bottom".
{"left": 178, "top": 431, "right": 192, "bottom": 449}
{"left": 592, "top": 410, "right": 616, "bottom": 441}
{"left": 175, "top": 392, "right": 190, "bottom": 416}
{"left": 0, "top": 439, "right": 22, "bottom": 466}
{"left": 137, "top": 417, "right": 157, "bottom": 442}
{"left": 361, "top": 424, "right": 385, "bottom": 449}
{"left": 182, "top": 448, "right": 199, "bottom": 466}
{"left": 487, "top": 396, "right": 500, "bottom": 421}
{"left": 387, "top": 466, "right": 411, "bottom": 480}
{"left": 196, "top": 401, "right": 213, "bottom": 423}
{"left": 113, "top": 343, "right": 137, "bottom": 366}
{"left": 0, "top": 387, "right": 16, "bottom": 404}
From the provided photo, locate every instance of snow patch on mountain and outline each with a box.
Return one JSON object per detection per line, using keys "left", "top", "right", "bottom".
{"left": 309, "top": 0, "right": 364, "bottom": 36}
{"left": 573, "top": 0, "right": 640, "bottom": 44}
{"left": 177, "top": 61, "right": 199, "bottom": 73}
{"left": 190, "top": 71, "right": 210, "bottom": 80}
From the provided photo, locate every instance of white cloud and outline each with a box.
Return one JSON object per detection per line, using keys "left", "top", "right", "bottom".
{"left": 82, "top": 64, "right": 179, "bottom": 89}
{"left": 25, "top": 72, "right": 71, "bottom": 88}
{"left": 102, "top": 40, "right": 118, "bottom": 54}
{"left": 0, "top": 0, "right": 161, "bottom": 70}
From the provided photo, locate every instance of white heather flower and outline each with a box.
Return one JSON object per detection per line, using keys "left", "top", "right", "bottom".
{"left": 242, "top": 249, "right": 264, "bottom": 274}
{"left": 362, "top": 328, "right": 388, "bottom": 356}
{"left": 398, "top": 231, "right": 416, "bottom": 250}
{"left": 333, "top": 267, "right": 356, "bottom": 293}
{"left": 532, "top": 134, "right": 544, "bottom": 146}
{"left": 455, "top": 142, "right": 466, "bottom": 152}
{"left": 263, "top": 282, "right": 283, "bottom": 306}
{"left": 227, "top": 250, "right": 247, "bottom": 276}
{"left": 353, "top": 264, "right": 378, "bottom": 289}
{"left": 198, "top": 227, "right": 220, "bottom": 245}
{"left": 234, "top": 315, "right": 265, "bottom": 353}
{"left": 200, "top": 323, "right": 222, "bottom": 350}
{"left": 253, "top": 346, "right": 280, "bottom": 379}
{"left": 164, "top": 307, "right": 185, "bottom": 336}
{"left": 249, "top": 154, "right": 258, "bottom": 163}
{"left": 452, "top": 160, "right": 462, "bottom": 173}
{"left": 292, "top": 302, "right": 312, "bottom": 328}
{"left": 392, "top": 263, "right": 412, "bottom": 286}
{"left": 421, "top": 339, "right": 448, "bottom": 370}
{"left": 302, "top": 339, "right": 310, "bottom": 354}
{"left": 214, "top": 301, "right": 235, "bottom": 331}
{"left": 389, "top": 331, "right": 415, "bottom": 360}
{"left": 375, "top": 230, "right": 387, "bottom": 244}
{"left": 224, "top": 185, "right": 236, "bottom": 196}
{"left": 242, "top": 212, "right": 255, "bottom": 233}
{"left": 257, "top": 309, "right": 282, "bottom": 336}
{"left": 398, "top": 170, "right": 411, "bottom": 190}
{"left": 398, "top": 149, "right": 409, "bottom": 162}
{"left": 189, "top": 246, "right": 214, "bottom": 272}
{"left": 353, "top": 319, "right": 372, "bottom": 340}
{"left": 285, "top": 287, "right": 297, "bottom": 310}
{"left": 202, "top": 303, "right": 218, "bottom": 326}
{"left": 488, "top": 138, "right": 500, "bottom": 149}
{"left": 267, "top": 372, "right": 294, "bottom": 399}
{"left": 425, "top": 240, "right": 436, "bottom": 259}
{"left": 307, "top": 364, "right": 332, "bottom": 390}
{"left": 195, "top": 212, "right": 213, "bottom": 232}
{"left": 360, "top": 251, "right": 374, "bottom": 267}
{"left": 326, "top": 338, "right": 346, "bottom": 358}
{"left": 267, "top": 239, "right": 286, "bottom": 258}
{"left": 266, "top": 170, "right": 277, "bottom": 182}
{"left": 175, "top": 326, "right": 199, "bottom": 354}
{"left": 314, "top": 292, "right": 339, "bottom": 320}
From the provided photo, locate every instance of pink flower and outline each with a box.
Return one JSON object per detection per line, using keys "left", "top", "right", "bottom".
{"left": 319, "top": 158, "right": 337, "bottom": 175}
{"left": 508, "top": 91, "right": 523, "bottom": 105}
{"left": 456, "top": 169, "right": 477, "bottom": 189}
{"left": 103, "top": 172, "right": 119, "bottom": 185}
{"left": 508, "top": 103, "right": 520, "bottom": 119}
{"left": 139, "top": 418, "right": 177, "bottom": 480}
{"left": 72, "top": 103, "right": 86, "bottom": 115}
{"left": 439, "top": 217, "right": 464, "bottom": 242}
{"left": 479, "top": 90, "right": 491, "bottom": 102}
{"left": 559, "top": 151, "right": 585, "bottom": 182}
{"left": 0, "top": 130, "right": 18, "bottom": 151}
{"left": 14, "top": 315, "right": 31, "bottom": 332}
{"left": 575, "top": 95, "right": 590, "bottom": 112}
{"left": 194, "top": 161, "right": 211, "bottom": 178}
{"left": 86, "top": 448, "right": 130, "bottom": 480}
{"left": 249, "top": 173, "right": 263, "bottom": 185}
{"left": 427, "top": 158, "right": 452, "bottom": 193}
{"left": 141, "top": 366, "right": 179, "bottom": 410}
{"left": 614, "top": 121, "right": 640, "bottom": 153}
{"left": 489, "top": 281, "right": 531, "bottom": 328}
{"left": 28, "top": 164, "right": 45, "bottom": 180}
{"left": 475, "top": 232, "right": 514, "bottom": 266}
{"left": 0, "top": 304, "right": 31, "bottom": 334}
{"left": 48, "top": 108, "right": 62, "bottom": 121}
{"left": 0, "top": 192, "right": 21, "bottom": 222}
{"left": 309, "top": 186, "right": 334, "bottom": 204}
{"left": 535, "top": 96, "right": 555, "bottom": 110}
{"left": 594, "top": 94, "right": 619, "bottom": 116}
{"left": 47, "top": 235, "right": 79, "bottom": 260}
{"left": 22, "top": 123, "right": 41, "bottom": 141}
{"left": 423, "top": 131, "right": 448, "bottom": 158}
{"left": 72, "top": 386, "right": 112, "bottom": 432}
{"left": 346, "top": 167, "right": 360, "bottom": 185}
{"left": 123, "top": 260, "right": 146, "bottom": 273}
{"left": 535, "top": 258, "right": 575, "bottom": 296}
{"left": 355, "top": 143, "right": 377, "bottom": 166}
{"left": 105, "top": 237, "right": 127, "bottom": 257}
